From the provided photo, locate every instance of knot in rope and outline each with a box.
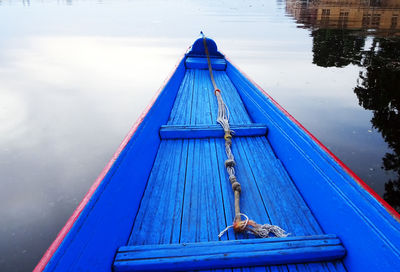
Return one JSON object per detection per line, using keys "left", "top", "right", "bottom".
{"left": 231, "top": 182, "right": 241, "bottom": 192}
{"left": 227, "top": 175, "right": 241, "bottom": 192}
{"left": 228, "top": 175, "right": 236, "bottom": 182}
{"left": 224, "top": 132, "right": 232, "bottom": 140}
{"left": 225, "top": 159, "right": 236, "bottom": 168}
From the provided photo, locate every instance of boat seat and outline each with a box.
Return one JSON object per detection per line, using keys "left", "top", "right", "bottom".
{"left": 159, "top": 123, "right": 268, "bottom": 139}
{"left": 185, "top": 57, "right": 227, "bottom": 70}
{"left": 113, "top": 234, "right": 345, "bottom": 271}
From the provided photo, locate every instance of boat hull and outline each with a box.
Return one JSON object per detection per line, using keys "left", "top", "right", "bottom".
{"left": 35, "top": 38, "right": 400, "bottom": 272}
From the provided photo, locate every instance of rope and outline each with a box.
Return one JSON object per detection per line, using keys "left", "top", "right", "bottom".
{"left": 201, "top": 33, "right": 289, "bottom": 239}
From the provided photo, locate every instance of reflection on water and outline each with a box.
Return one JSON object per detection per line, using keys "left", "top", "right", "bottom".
{"left": 286, "top": 0, "right": 400, "bottom": 211}
{"left": 287, "top": 0, "right": 400, "bottom": 35}
{"left": 312, "top": 29, "right": 365, "bottom": 67}
{"left": 1, "top": 0, "right": 400, "bottom": 271}
{"left": 355, "top": 37, "right": 400, "bottom": 212}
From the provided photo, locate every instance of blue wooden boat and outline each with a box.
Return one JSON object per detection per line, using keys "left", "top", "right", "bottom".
{"left": 35, "top": 37, "right": 400, "bottom": 272}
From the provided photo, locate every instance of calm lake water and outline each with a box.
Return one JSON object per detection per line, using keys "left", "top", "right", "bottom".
{"left": 0, "top": 0, "right": 399, "bottom": 271}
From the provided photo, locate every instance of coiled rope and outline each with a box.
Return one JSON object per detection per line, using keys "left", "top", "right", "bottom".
{"left": 201, "top": 33, "right": 288, "bottom": 239}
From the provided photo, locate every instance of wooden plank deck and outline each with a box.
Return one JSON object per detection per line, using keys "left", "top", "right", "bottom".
{"left": 127, "top": 68, "right": 346, "bottom": 271}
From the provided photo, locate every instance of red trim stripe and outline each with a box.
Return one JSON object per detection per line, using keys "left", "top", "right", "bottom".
{"left": 225, "top": 56, "right": 400, "bottom": 222}
{"left": 33, "top": 55, "right": 184, "bottom": 272}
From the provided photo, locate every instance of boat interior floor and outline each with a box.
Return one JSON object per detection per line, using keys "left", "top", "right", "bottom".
{"left": 127, "top": 69, "right": 346, "bottom": 271}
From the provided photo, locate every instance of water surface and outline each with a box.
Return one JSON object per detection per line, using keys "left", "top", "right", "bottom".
{"left": 0, "top": 0, "right": 399, "bottom": 271}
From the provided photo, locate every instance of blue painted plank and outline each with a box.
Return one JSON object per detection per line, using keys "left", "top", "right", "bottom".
{"left": 117, "top": 239, "right": 343, "bottom": 260}
{"left": 127, "top": 139, "right": 188, "bottom": 245}
{"left": 120, "top": 234, "right": 339, "bottom": 252}
{"left": 167, "top": 69, "right": 195, "bottom": 125}
{"left": 180, "top": 138, "right": 228, "bottom": 244}
{"left": 160, "top": 124, "right": 268, "bottom": 139}
{"left": 185, "top": 57, "right": 226, "bottom": 70}
{"left": 115, "top": 245, "right": 345, "bottom": 271}
{"left": 226, "top": 60, "right": 400, "bottom": 271}
{"left": 214, "top": 70, "right": 253, "bottom": 124}
{"left": 114, "top": 235, "right": 345, "bottom": 272}
{"left": 192, "top": 69, "right": 211, "bottom": 125}
{"left": 237, "top": 136, "right": 323, "bottom": 236}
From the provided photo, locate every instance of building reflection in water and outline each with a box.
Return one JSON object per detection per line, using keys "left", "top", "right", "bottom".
{"left": 287, "top": 0, "right": 400, "bottom": 33}
{"left": 286, "top": 0, "right": 400, "bottom": 212}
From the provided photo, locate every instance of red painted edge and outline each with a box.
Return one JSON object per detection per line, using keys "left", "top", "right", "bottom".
{"left": 225, "top": 55, "right": 400, "bottom": 222}
{"left": 33, "top": 54, "right": 185, "bottom": 272}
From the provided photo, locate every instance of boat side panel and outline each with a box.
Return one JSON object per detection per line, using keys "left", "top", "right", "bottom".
{"left": 226, "top": 60, "right": 400, "bottom": 272}
{"left": 42, "top": 59, "right": 186, "bottom": 272}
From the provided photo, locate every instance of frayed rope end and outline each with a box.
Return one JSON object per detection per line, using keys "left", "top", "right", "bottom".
{"left": 218, "top": 213, "right": 289, "bottom": 239}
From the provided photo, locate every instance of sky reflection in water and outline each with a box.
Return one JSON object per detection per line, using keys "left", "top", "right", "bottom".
{"left": 0, "top": 0, "right": 399, "bottom": 271}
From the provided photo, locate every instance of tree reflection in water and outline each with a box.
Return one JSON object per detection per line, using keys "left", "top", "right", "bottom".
{"left": 310, "top": 28, "right": 400, "bottom": 212}
{"left": 312, "top": 29, "right": 364, "bottom": 67}
{"left": 354, "top": 37, "right": 400, "bottom": 212}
